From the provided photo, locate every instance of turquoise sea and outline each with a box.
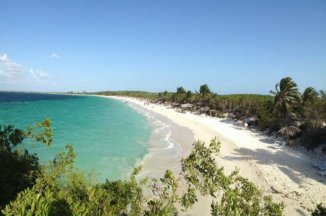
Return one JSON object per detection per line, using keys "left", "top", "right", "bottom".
{"left": 0, "top": 92, "right": 152, "bottom": 181}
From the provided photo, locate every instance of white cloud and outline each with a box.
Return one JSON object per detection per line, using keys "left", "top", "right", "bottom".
{"left": 50, "top": 52, "right": 61, "bottom": 60}
{"left": 30, "top": 68, "right": 50, "bottom": 80}
{"left": 0, "top": 53, "right": 52, "bottom": 86}
{"left": 0, "top": 53, "right": 25, "bottom": 81}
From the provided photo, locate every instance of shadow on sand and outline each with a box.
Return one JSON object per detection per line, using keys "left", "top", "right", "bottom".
{"left": 223, "top": 147, "right": 326, "bottom": 185}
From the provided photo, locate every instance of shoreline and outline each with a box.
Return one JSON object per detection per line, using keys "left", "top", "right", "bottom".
{"left": 106, "top": 95, "right": 326, "bottom": 215}
{"left": 120, "top": 97, "right": 195, "bottom": 179}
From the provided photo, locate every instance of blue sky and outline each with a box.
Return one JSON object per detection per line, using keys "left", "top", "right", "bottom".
{"left": 0, "top": 0, "right": 325, "bottom": 94}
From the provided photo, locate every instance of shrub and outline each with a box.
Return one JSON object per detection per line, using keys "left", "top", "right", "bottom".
{"left": 312, "top": 203, "right": 326, "bottom": 216}
{"left": 1, "top": 122, "right": 284, "bottom": 216}
{"left": 301, "top": 127, "right": 326, "bottom": 150}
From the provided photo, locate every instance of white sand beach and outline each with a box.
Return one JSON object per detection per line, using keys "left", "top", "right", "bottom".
{"left": 109, "top": 96, "right": 326, "bottom": 216}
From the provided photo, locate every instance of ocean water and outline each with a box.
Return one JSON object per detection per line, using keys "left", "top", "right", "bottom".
{"left": 125, "top": 102, "right": 187, "bottom": 179}
{"left": 0, "top": 92, "right": 152, "bottom": 181}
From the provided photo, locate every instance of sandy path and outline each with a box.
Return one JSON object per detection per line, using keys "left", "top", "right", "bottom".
{"left": 108, "top": 96, "right": 326, "bottom": 215}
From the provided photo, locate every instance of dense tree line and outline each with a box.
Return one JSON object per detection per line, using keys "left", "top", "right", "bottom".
{"left": 100, "top": 77, "right": 326, "bottom": 150}
{"left": 97, "top": 91, "right": 158, "bottom": 100}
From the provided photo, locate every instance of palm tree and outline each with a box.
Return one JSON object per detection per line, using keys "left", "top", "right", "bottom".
{"left": 186, "top": 90, "right": 193, "bottom": 102}
{"left": 175, "top": 87, "right": 186, "bottom": 102}
{"left": 302, "top": 87, "right": 322, "bottom": 127}
{"left": 176, "top": 87, "right": 186, "bottom": 96}
{"left": 199, "top": 84, "right": 211, "bottom": 100}
{"left": 319, "top": 90, "right": 326, "bottom": 100}
{"left": 270, "top": 77, "right": 302, "bottom": 118}
{"left": 302, "top": 87, "right": 318, "bottom": 106}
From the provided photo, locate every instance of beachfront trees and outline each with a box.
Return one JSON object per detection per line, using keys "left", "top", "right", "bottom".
{"left": 303, "top": 87, "right": 319, "bottom": 106}
{"left": 175, "top": 87, "right": 187, "bottom": 102}
{"left": 271, "top": 77, "right": 302, "bottom": 118}
{"left": 186, "top": 90, "right": 193, "bottom": 102}
{"left": 176, "top": 87, "right": 186, "bottom": 96}
{"left": 319, "top": 90, "right": 326, "bottom": 100}
{"left": 302, "top": 87, "right": 320, "bottom": 125}
{"left": 198, "top": 84, "right": 212, "bottom": 106}
{"left": 300, "top": 88, "right": 326, "bottom": 148}
{"left": 99, "top": 91, "right": 158, "bottom": 100}
{"left": 100, "top": 79, "right": 326, "bottom": 150}
{"left": 199, "top": 84, "right": 211, "bottom": 99}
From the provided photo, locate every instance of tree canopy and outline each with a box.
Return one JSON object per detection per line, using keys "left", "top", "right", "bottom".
{"left": 271, "top": 77, "right": 302, "bottom": 118}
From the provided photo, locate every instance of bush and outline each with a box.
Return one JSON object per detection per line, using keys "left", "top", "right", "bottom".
{"left": 0, "top": 120, "right": 52, "bottom": 209}
{"left": 312, "top": 203, "right": 326, "bottom": 216}
{"left": 257, "top": 111, "right": 280, "bottom": 132}
{"left": 301, "top": 127, "right": 326, "bottom": 150}
{"left": 1, "top": 122, "right": 284, "bottom": 215}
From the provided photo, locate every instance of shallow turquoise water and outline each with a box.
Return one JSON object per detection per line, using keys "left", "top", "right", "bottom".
{"left": 0, "top": 93, "right": 151, "bottom": 181}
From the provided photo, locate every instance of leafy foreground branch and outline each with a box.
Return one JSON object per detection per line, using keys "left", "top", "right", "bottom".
{"left": 0, "top": 119, "right": 52, "bottom": 209}
{"left": 1, "top": 123, "right": 284, "bottom": 216}
{"left": 180, "top": 139, "right": 283, "bottom": 215}
{"left": 4, "top": 120, "right": 325, "bottom": 215}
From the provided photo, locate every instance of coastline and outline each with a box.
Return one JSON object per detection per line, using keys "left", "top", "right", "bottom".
{"left": 106, "top": 95, "right": 326, "bottom": 215}
{"left": 118, "top": 97, "right": 195, "bottom": 179}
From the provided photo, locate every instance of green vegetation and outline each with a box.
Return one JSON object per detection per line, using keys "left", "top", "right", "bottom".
{"left": 312, "top": 204, "right": 326, "bottom": 216}
{"left": 198, "top": 84, "right": 212, "bottom": 104}
{"left": 1, "top": 121, "right": 285, "bottom": 215}
{"left": 16, "top": 76, "right": 320, "bottom": 215}
{"left": 100, "top": 77, "right": 326, "bottom": 150}
{"left": 270, "top": 77, "right": 302, "bottom": 118}
{"left": 97, "top": 91, "right": 158, "bottom": 100}
{"left": 0, "top": 119, "right": 52, "bottom": 208}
